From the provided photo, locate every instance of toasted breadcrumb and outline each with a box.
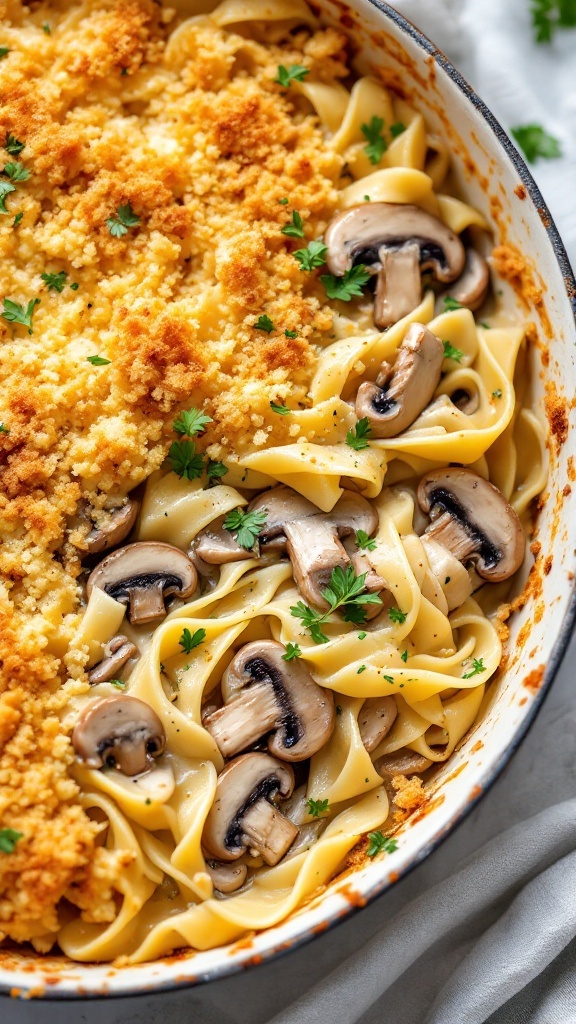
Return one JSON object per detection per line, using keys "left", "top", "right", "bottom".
{"left": 391, "top": 774, "right": 426, "bottom": 821}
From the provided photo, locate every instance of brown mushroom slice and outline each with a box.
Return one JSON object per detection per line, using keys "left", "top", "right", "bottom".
{"left": 72, "top": 695, "right": 166, "bottom": 776}
{"left": 205, "top": 860, "right": 248, "bottom": 895}
{"left": 358, "top": 695, "right": 398, "bottom": 752}
{"left": 87, "top": 542, "right": 197, "bottom": 624}
{"left": 193, "top": 522, "right": 250, "bottom": 565}
{"left": 442, "top": 249, "right": 490, "bottom": 312}
{"left": 450, "top": 386, "right": 479, "bottom": 415}
{"left": 323, "top": 203, "right": 466, "bottom": 329}
{"left": 204, "top": 641, "right": 335, "bottom": 761}
{"left": 202, "top": 753, "right": 298, "bottom": 866}
{"left": 85, "top": 500, "right": 140, "bottom": 555}
{"left": 418, "top": 468, "right": 524, "bottom": 583}
{"left": 88, "top": 634, "right": 138, "bottom": 685}
{"left": 375, "top": 750, "right": 432, "bottom": 778}
{"left": 355, "top": 323, "right": 445, "bottom": 438}
{"left": 421, "top": 536, "right": 473, "bottom": 611}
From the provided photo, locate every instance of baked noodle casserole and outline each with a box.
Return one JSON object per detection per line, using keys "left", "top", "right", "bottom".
{"left": 0, "top": 0, "right": 546, "bottom": 962}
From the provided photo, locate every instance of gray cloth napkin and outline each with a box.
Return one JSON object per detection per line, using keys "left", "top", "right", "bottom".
{"left": 7, "top": 3, "right": 576, "bottom": 1023}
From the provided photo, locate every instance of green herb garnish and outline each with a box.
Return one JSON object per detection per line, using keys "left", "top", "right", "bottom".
{"left": 0, "top": 47, "right": 9, "bottom": 60}
{"left": 86, "top": 354, "right": 111, "bottom": 366}
{"left": 41, "top": 270, "right": 67, "bottom": 292}
{"left": 307, "top": 797, "right": 329, "bottom": 818}
{"left": 275, "top": 64, "right": 309, "bottom": 87}
{"left": 293, "top": 239, "right": 328, "bottom": 271}
{"left": 107, "top": 202, "right": 141, "bottom": 237}
{"left": 511, "top": 124, "right": 562, "bottom": 163}
{"left": 206, "top": 459, "right": 228, "bottom": 485}
{"left": 401, "top": 649, "right": 408, "bottom": 662}
{"left": 290, "top": 565, "right": 383, "bottom": 644}
{"left": 1, "top": 297, "right": 39, "bottom": 334}
{"left": 388, "top": 606, "right": 407, "bottom": 624}
{"left": 109, "top": 679, "right": 126, "bottom": 689}
{"left": 321, "top": 265, "right": 371, "bottom": 302}
{"left": 0, "top": 423, "right": 9, "bottom": 434}
{"left": 179, "top": 627, "right": 206, "bottom": 653}
{"left": 492, "top": 389, "right": 503, "bottom": 398}
{"left": 356, "top": 529, "right": 376, "bottom": 551}
{"left": 0, "top": 828, "right": 23, "bottom": 854}
{"left": 361, "top": 115, "right": 387, "bottom": 165}
{"left": 13, "top": 211, "right": 23, "bottom": 227}
{"left": 281, "top": 210, "right": 305, "bottom": 238}
{"left": 173, "top": 408, "right": 212, "bottom": 437}
{"left": 443, "top": 296, "right": 462, "bottom": 311}
{"left": 223, "top": 508, "right": 267, "bottom": 550}
{"left": 390, "top": 122, "right": 406, "bottom": 138}
{"left": 442, "top": 340, "right": 464, "bottom": 362}
{"left": 168, "top": 439, "right": 205, "bottom": 480}
{"left": 0, "top": 181, "right": 16, "bottom": 214}
{"left": 254, "top": 314, "right": 274, "bottom": 333}
{"left": 3, "top": 162, "right": 30, "bottom": 181}
{"left": 346, "top": 417, "right": 371, "bottom": 451}
{"left": 366, "top": 831, "right": 398, "bottom": 857}
{"left": 531, "top": 0, "right": 576, "bottom": 42}
{"left": 282, "top": 642, "right": 302, "bottom": 661}
{"left": 285, "top": 328, "right": 298, "bottom": 338}
{"left": 462, "top": 657, "right": 486, "bottom": 679}
{"left": 5, "top": 133, "right": 24, "bottom": 156}
{"left": 270, "top": 401, "right": 290, "bottom": 415}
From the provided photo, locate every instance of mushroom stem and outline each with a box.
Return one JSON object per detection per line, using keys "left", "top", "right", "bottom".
{"left": 284, "top": 519, "right": 349, "bottom": 609}
{"left": 424, "top": 510, "right": 482, "bottom": 563}
{"left": 241, "top": 799, "right": 299, "bottom": 865}
{"left": 128, "top": 582, "right": 172, "bottom": 623}
{"left": 374, "top": 243, "right": 421, "bottom": 329}
{"left": 205, "top": 683, "right": 280, "bottom": 759}
{"left": 205, "top": 860, "right": 248, "bottom": 895}
{"left": 88, "top": 635, "right": 137, "bottom": 685}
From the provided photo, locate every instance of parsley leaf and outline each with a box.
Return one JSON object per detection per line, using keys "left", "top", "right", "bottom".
{"left": 179, "top": 627, "right": 206, "bottom": 653}
{"left": 511, "top": 124, "right": 562, "bottom": 163}
{"left": 0, "top": 828, "right": 23, "bottom": 854}
{"left": 42, "top": 22, "right": 51, "bottom": 33}
{"left": 12, "top": 211, "right": 23, "bottom": 227}
{"left": 389, "top": 606, "right": 407, "bottom": 624}
{"left": 70, "top": 281, "right": 79, "bottom": 290}
{"left": 0, "top": 47, "right": 9, "bottom": 60}
{"left": 275, "top": 64, "right": 309, "bottom": 86}
{"left": 401, "top": 649, "right": 408, "bottom": 662}
{"left": 109, "top": 679, "right": 126, "bottom": 689}
{"left": 346, "top": 417, "right": 371, "bottom": 451}
{"left": 270, "top": 401, "right": 290, "bottom": 415}
{"left": 357, "top": 664, "right": 366, "bottom": 674}
{"left": 5, "top": 133, "right": 24, "bottom": 156}
{"left": 223, "top": 508, "right": 267, "bottom": 550}
{"left": 254, "top": 314, "right": 274, "bottom": 333}
{"left": 462, "top": 657, "right": 486, "bottom": 679}
{"left": 443, "top": 340, "right": 464, "bottom": 362}
{"left": 307, "top": 797, "right": 329, "bottom": 818}
{"left": 285, "top": 328, "right": 298, "bottom": 338}
{"left": 281, "top": 210, "right": 305, "bottom": 238}
{"left": 282, "top": 642, "right": 302, "bottom": 661}
{"left": 356, "top": 529, "right": 376, "bottom": 551}
{"left": 173, "top": 408, "right": 212, "bottom": 437}
{"left": 107, "top": 202, "right": 141, "bottom": 237}
{"left": 291, "top": 565, "right": 383, "bottom": 643}
{"left": 293, "top": 239, "right": 328, "bottom": 271}
{"left": 321, "top": 265, "right": 371, "bottom": 301}
{"left": 86, "top": 354, "right": 111, "bottom": 365}
{"left": 206, "top": 459, "right": 228, "bottom": 485}
{"left": 361, "top": 115, "right": 387, "bottom": 165}
{"left": 3, "top": 162, "right": 30, "bottom": 182}
{"left": 0, "top": 180, "right": 16, "bottom": 214}
{"left": 1, "top": 297, "right": 39, "bottom": 334}
{"left": 443, "top": 296, "right": 462, "bottom": 311}
{"left": 168, "top": 440, "right": 205, "bottom": 480}
{"left": 278, "top": 197, "right": 289, "bottom": 205}
{"left": 390, "top": 122, "right": 406, "bottom": 138}
{"left": 366, "top": 831, "right": 398, "bottom": 857}
{"left": 290, "top": 601, "right": 330, "bottom": 644}
{"left": 41, "top": 270, "right": 67, "bottom": 292}
{"left": 531, "top": 0, "right": 576, "bottom": 41}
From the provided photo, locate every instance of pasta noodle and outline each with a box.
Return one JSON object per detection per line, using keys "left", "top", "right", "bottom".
{"left": 0, "top": 0, "right": 546, "bottom": 963}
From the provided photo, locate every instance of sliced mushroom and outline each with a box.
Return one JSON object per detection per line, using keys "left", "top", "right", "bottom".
{"left": 441, "top": 249, "right": 490, "bottom": 312}
{"left": 418, "top": 468, "right": 524, "bottom": 583}
{"left": 324, "top": 203, "right": 465, "bottom": 329}
{"left": 449, "top": 387, "right": 479, "bottom": 415}
{"left": 204, "top": 641, "right": 335, "bottom": 761}
{"left": 202, "top": 753, "right": 298, "bottom": 866}
{"left": 375, "top": 750, "right": 432, "bottom": 777}
{"left": 72, "top": 695, "right": 166, "bottom": 776}
{"left": 355, "top": 323, "right": 444, "bottom": 438}
{"left": 358, "top": 695, "right": 398, "bottom": 753}
{"left": 88, "top": 634, "right": 138, "bottom": 685}
{"left": 87, "top": 542, "right": 197, "bottom": 624}
{"left": 193, "top": 522, "right": 250, "bottom": 565}
{"left": 421, "top": 536, "right": 473, "bottom": 611}
{"left": 85, "top": 500, "right": 140, "bottom": 555}
{"left": 205, "top": 860, "right": 248, "bottom": 895}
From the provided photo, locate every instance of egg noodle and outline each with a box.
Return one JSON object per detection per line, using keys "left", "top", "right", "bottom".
{"left": 0, "top": 0, "right": 546, "bottom": 962}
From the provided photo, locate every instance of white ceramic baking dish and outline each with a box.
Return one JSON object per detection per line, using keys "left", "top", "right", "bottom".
{"left": 1, "top": 0, "right": 575, "bottom": 1000}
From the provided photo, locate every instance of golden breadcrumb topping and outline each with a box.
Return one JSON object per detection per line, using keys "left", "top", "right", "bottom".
{"left": 0, "top": 0, "right": 346, "bottom": 947}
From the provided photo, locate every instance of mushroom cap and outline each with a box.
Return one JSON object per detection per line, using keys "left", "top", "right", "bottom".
{"left": 417, "top": 468, "right": 524, "bottom": 582}
{"left": 358, "top": 695, "right": 398, "bottom": 753}
{"left": 202, "top": 752, "right": 295, "bottom": 862}
{"left": 206, "top": 640, "right": 335, "bottom": 761}
{"left": 193, "top": 520, "right": 251, "bottom": 565}
{"left": 324, "top": 203, "right": 465, "bottom": 282}
{"left": 376, "top": 750, "right": 432, "bottom": 777}
{"left": 88, "top": 634, "right": 137, "bottom": 685}
{"left": 85, "top": 500, "right": 140, "bottom": 555}
{"left": 72, "top": 695, "right": 166, "bottom": 776}
{"left": 86, "top": 542, "right": 197, "bottom": 624}
{"left": 442, "top": 248, "right": 490, "bottom": 312}
{"left": 355, "top": 323, "right": 445, "bottom": 438}
{"left": 205, "top": 860, "right": 248, "bottom": 895}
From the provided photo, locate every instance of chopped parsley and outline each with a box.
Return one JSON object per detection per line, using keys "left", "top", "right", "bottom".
{"left": 109, "top": 679, "right": 126, "bottom": 690}
{"left": 0, "top": 423, "right": 9, "bottom": 433}
{"left": 388, "top": 606, "right": 407, "bottom": 624}
{"left": 1, "top": 297, "right": 40, "bottom": 334}
{"left": 442, "top": 340, "right": 464, "bottom": 362}
{"left": 13, "top": 211, "right": 23, "bottom": 227}
{"left": 282, "top": 642, "right": 302, "bottom": 661}
{"left": 173, "top": 407, "right": 212, "bottom": 437}
{"left": 41, "top": 270, "right": 67, "bottom": 292}
{"left": 0, "top": 47, "right": 9, "bottom": 60}
{"left": 86, "top": 354, "right": 111, "bottom": 366}
{"left": 168, "top": 440, "right": 205, "bottom": 480}
{"left": 531, "top": 0, "right": 576, "bottom": 41}
{"left": 179, "top": 627, "right": 206, "bottom": 653}
{"left": 401, "top": 649, "right": 408, "bottom": 662}
{"left": 307, "top": 797, "right": 329, "bottom": 818}
{"left": 443, "top": 295, "right": 462, "bottom": 311}
{"left": 5, "top": 133, "right": 24, "bottom": 156}
{"left": 492, "top": 389, "right": 503, "bottom": 398}
{"left": 293, "top": 239, "right": 328, "bottom": 271}
{"left": 383, "top": 674, "right": 394, "bottom": 684}
{"left": 223, "top": 508, "right": 267, "bottom": 550}
{"left": 0, "top": 181, "right": 16, "bottom": 214}
{"left": 361, "top": 116, "right": 387, "bottom": 165}
{"left": 275, "top": 64, "right": 309, "bottom": 86}
{"left": 357, "top": 664, "right": 366, "bottom": 674}
{"left": 270, "top": 401, "right": 290, "bottom": 415}
{"left": 290, "top": 565, "right": 383, "bottom": 644}
{"left": 70, "top": 281, "right": 79, "bottom": 290}
{"left": 0, "top": 828, "right": 23, "bottom": 854}
{"left": 356, "top": 529, "right": 376, "bottom": 551}
{"left": 206, "top": 459, "right": 228, "bottom": 485}
{"left": 462, "top": 657, "right": 486, "bottom": 679}
{"left": 281, "top": 210, "right": 305, "bottom": 238}
{"left": 254, "top": 314, "right": 274, "bottom": 333}
{"left": 366, "top": 831, "right": 398, "bottom": 857}
{"left": 390, "top": 122, "right": 406, "bottom": 138}
{"left": 511, "top": 124, "right": 562, "bottom": 163}
{"left": 357, "top": 631, "right": 367, "bottom": 640}
{"left": 321, "top": 265, "right": 371, "bottom": 302}
{"left": 346, "top": 417, "right": 371, "bottom": 451}
{"left": 107, "top": 202, "right": 141, "bottom": 237}
{"left": 3, "top": 162, "right": 30, "bottom": 181}
{"left": 42, "top": 22, "right": 51, "bottom": 33}
{"left": 278, "top": 197, "right": 289, "bottom": 205}
{"left": 285, "top": 328, "right": 298, "bottom": 338}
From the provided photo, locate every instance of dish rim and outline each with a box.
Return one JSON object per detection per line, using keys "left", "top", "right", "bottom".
{"left": 3, "top": 0, "right": 576, "bottom": 1000}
